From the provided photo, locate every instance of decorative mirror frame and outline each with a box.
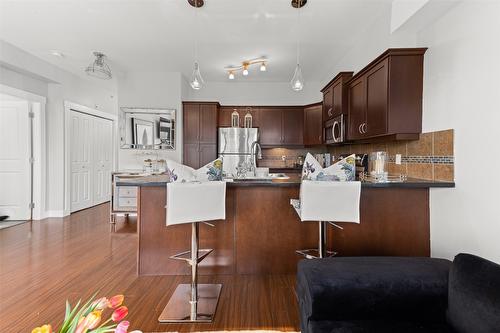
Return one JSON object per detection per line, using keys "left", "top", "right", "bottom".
{"left": 120, "top": 107, "right": 176, "bottom": 150}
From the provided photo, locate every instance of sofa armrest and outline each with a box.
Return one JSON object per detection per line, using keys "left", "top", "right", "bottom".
{"left": 297, "top": 257, "right": 451, "bottom": 327}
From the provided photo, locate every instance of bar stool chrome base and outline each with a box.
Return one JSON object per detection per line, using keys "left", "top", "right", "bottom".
{"left": 158, "top": 283, "right": 222, "bottom": 323}
{"left": 295, "top": 248, "right": 336, "bottom": 259}
{"left": 159, "top": 222, "right": 222, "bottom": 323}
{"left": 296, "top": 221, "right": 341, "bottom": 259}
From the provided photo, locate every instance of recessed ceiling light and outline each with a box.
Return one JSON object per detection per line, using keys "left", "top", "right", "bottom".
{"left": 50, "top": 50, "right": 65, "bottom": 58}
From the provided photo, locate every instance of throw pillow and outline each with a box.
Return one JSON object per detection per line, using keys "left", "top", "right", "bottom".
{"left": 302, "top": 153, "right": 356, "bottom": 181}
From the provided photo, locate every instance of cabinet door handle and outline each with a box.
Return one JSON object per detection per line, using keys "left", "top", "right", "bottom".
{"left": 362, "top": 123, "right": 367, "bottom": 134}
{"left": 328, "top": 108, "right": 333, "bottom": 117}
{"left": 358, "top": 124, "right": 363, "bottom": 134}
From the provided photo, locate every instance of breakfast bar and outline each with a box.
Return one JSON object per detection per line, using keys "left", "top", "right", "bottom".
{"left": 118, "top": 176, "right": 454, "bottom": 276}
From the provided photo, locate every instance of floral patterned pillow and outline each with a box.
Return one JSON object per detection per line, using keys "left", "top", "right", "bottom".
{"left": 302, "top": 153, "right": 356, "bottom": 181}
{"left": 164, "top": 160, "right": 196, "bottom": 183}
{"left": 194, "top": 158, "right": 223, "bottom": 181}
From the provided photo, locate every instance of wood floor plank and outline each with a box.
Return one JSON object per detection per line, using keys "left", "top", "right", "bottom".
{"left": 0, "top": 203, "right": 300, "bottom": 332}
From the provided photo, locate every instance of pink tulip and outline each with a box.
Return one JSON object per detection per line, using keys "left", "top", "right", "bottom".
{"left": 112, "top": 306, "right": 128, "bottom": 322}
{"left": 115, "top": 321, "right": 130, "bottom": 333}
{"left": 107, "top": 295, "right": 124, "bottom": 309}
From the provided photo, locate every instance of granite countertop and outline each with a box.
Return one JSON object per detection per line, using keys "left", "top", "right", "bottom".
{"left": 116, "top": 173, "right": 455, "bottom": 189}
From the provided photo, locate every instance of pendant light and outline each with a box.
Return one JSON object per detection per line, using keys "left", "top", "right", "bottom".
{"left": 85, "top": 52, "right": 112, "bottom": 80}
{"left": 291, "top": 0, "right": 305, "bottom": 91}
{"left": 190, "top": 1, "right": 204, "bottom": 90}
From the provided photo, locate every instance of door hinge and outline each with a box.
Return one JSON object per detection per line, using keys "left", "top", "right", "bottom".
{"left": 29, "top": 157, "right": 35, "bottom": 164}
{"left": 29, "top": 202, "right": 35, "bottom": 209}
{"left": 29, "top": 111, "right": 35, "bottom": 118}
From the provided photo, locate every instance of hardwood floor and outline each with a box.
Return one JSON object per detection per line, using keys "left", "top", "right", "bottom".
{"left": 0, "top": 203, "right": 300, "bottom": 332}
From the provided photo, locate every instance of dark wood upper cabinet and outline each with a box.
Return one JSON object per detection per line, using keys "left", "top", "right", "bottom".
{"left": 259, "top": 107, "right": 283, "bottom": 146}
{"left": 303, "top": 103, "right": 323, "bottom": 146}
{"left": 282, "top": 107, "right": 304, "bottom": 145}
{"left": 182, "top": 102, "right": 219, "bottom": 168}
{"left": 347, "top": 48, "right": 426, "bottom": 141}
{"left": 321, "top": 72, "right": 353, "bottom": 121}
{"left": 218, "top": 106, "right": 260, "bottom": 128}
{"left": 259, "top": 107, "right": 304, "bottom": 147}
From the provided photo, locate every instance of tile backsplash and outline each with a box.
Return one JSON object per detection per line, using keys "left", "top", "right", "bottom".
{"left": 259, "top": 147, "right": 327, "bottom": 168}
{"left": 328, "top": 129, "right": 455, "bottom": 182}
{"left": 257, "top": 129, "right": 454, "bottom": 181}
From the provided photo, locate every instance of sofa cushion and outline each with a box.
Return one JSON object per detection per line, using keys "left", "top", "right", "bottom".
{"left": 297, "top": 257, "right": 451, "bottom": 325}
{"left": 447, "top": 253, "right": 500, "bottom": 333}
{"left": 308, "top": 319, "right": 452, "bottom": 333}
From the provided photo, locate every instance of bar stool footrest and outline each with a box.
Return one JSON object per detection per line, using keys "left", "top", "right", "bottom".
{"left": 169, "top": 249, "right": 213, "bottom": 264}
{"left": 296, "top": 248, "right": 337, "bottom": 259}
{"left": 158, "top": 283, "right": 222, "bottom": 323}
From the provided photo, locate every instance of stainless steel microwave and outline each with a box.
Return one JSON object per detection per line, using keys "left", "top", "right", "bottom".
{"left": 324, "top": 114, "right": 345, "bottom": 144}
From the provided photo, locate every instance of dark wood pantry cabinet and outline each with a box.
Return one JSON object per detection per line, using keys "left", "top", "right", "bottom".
{"left": 303, "top": 102, "right": 323, "bottom": 146}
{"left": 321, "top": 72, "right": 353, "bottom": 121}
{"left": 182, "top": 102, "right": 219, "bottom": 168}
{"left": 347, "top": 48, "right": 427, "bottom": 141}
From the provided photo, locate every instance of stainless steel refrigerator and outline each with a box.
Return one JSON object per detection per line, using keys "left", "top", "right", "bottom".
{"left": 218, "top": 128, "right": 259, "bottom": 177}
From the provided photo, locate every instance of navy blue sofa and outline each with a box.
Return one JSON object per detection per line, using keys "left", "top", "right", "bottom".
{"left": 297, "top": 254, "right": 500, "bottom": 333}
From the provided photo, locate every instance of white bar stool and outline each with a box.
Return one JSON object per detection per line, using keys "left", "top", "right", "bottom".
{"left": 291, "top": 181, "right": 361, "bottom": 259}
{"left": 158, "top": 181, "right": 226, "bottom": 323}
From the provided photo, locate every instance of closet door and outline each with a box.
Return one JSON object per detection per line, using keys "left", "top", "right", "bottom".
{"left": 93, "top": 117, "right": 113, "bottom": 205}
{"left": 70, "top": 111, "right": 93, "bottom": 212}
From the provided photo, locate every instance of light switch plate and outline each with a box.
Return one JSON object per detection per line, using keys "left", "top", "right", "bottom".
{"left": 395, "top": 154, "right": 402, "bottom": 165}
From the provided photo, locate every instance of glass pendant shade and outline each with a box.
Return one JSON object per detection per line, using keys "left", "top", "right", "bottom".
{"left": 85, "top": 52, "right": 112, "bottom": 80}
{"left": 190, "top": 62, "right": 204, "bottom": 90}
{"left": 291, "top": 64, "right": 304, "bottom": 91}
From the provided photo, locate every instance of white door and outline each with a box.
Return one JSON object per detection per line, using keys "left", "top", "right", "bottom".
{"left": 0, "top": 101, "right": 31, "bottom": 220}
{"left": 93, "top": 117, "right": 113, "bottom": 205}
{"left": 70, "top": 111, "right": 92, "bottom": 212}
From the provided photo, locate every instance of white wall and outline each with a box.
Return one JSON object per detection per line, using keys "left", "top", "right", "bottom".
{"left": 117, "top": 71, "right": 183, "bottom": 167}
{"left": 185, "top": 81, "right": 322, "bottom": 106}
{"left": 1, "top": 40, "right": 118, "bottom": 216}
{"left": 417, "top": 1, "right": 500, "bottom": 262}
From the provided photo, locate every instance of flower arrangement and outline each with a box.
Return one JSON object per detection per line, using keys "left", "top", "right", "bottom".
{"left": 32, "top": 294, "right": 130, "bottom": 333}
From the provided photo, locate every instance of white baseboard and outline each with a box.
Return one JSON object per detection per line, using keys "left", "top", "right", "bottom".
{"left": 45, "top": 210, "right": 68, "bottom": 218}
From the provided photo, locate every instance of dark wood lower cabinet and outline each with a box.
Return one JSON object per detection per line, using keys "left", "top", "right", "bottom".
{"left": 137, "top": 185, "right": 430, "bottom": 276}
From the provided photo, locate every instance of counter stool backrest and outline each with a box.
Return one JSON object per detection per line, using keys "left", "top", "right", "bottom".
{"left": 299, "top": 181, "right": 361, "bottom": 223}
{"left": 166, "top": 181, "right": 226, "bottom": 226}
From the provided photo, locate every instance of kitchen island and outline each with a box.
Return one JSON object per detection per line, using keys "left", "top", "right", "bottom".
{"left": 118, "top": 175, "right": 454, "bottom": 276}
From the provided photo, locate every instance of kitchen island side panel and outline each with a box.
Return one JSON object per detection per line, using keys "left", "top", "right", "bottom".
{"left": 137, "top": 185, "right": 430, "bottom": 276}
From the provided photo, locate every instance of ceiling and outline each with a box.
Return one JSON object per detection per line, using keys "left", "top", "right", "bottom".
{"left": 0, "top": 0, "right": 393, "bottom": 83}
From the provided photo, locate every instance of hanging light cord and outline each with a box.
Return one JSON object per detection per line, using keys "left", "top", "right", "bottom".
{"left": 296, "top": 0, "right": 301, "bottom": 66}
{"left": 194, "top": 1, "right": 199, "bottom": 63}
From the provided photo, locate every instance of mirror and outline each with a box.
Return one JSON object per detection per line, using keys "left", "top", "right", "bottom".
{"left": 120, "top": 107, "right": 176, "bottom": 149}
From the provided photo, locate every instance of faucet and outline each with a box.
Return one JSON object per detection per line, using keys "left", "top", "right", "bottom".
{"left": 250, "top": 141, "right": 262, "bottom": 173}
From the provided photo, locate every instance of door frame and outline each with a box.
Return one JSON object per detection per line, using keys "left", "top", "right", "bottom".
{"left": 0, "top": 84, "right": 47, "bottom": 220}
{"left": 63, "top": 101, "right": 118, "bottom": 216}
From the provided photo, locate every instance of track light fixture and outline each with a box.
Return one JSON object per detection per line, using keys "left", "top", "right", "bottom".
{"left": 225, "top": 57, "right": 268, "bottom": 80}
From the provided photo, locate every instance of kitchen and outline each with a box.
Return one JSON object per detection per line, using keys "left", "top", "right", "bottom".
{"left": 114, "top": 47, "right": 454, "bottom": 277}
{"left": 4, "top": 1, "right": 500, "bottom": 332}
